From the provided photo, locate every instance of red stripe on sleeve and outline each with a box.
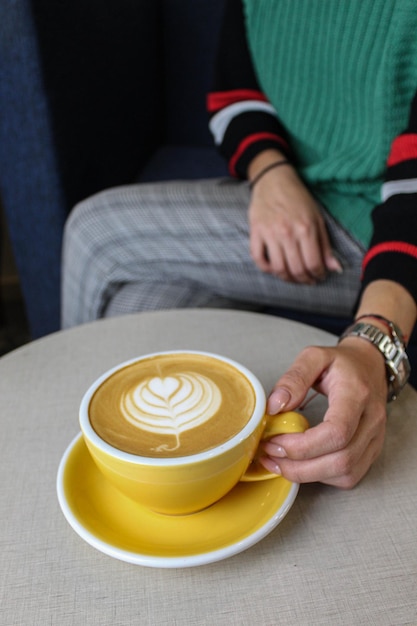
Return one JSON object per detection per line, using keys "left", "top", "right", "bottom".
{"left": 229, "top": 132, "right": 289, "bottom": 176}
{"left": 207, "top": 90, "right": 269, "bottom": 113}
{"left": 362, "top": 241, "right": 417, "bottom": 271}
{"left": 387, "top": 134, "right": 417, "bottom": 167}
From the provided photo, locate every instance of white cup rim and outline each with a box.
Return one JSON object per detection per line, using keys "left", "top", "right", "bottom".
{"left": 79, "top": 350, "right": 266, "bottom": 467}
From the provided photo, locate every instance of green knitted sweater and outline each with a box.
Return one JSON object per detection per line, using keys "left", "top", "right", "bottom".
{"left": 243, "top": 0, "right": 417, "bottom": 246}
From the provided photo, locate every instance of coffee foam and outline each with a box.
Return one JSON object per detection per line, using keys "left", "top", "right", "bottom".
{"left": 121, "top": 372, "right": 222, "bottom": 452}
{"left": 89, "top": 353, "right": 256, "bottom": 457}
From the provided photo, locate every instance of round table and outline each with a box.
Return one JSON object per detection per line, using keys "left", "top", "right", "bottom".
{"left": 1, "top": 309, "right": 416, "bottom": 625}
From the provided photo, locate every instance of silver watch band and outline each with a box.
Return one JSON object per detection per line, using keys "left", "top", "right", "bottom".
{"left": 338, "top": 321, "right": 411, "bottom": 402}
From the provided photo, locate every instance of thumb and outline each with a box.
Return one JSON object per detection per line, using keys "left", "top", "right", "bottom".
{"left": 267, "top": 387, "right": 292, "bottom": 414}
{"left": 267, "top": 346, "right": 333, "bottom": 414}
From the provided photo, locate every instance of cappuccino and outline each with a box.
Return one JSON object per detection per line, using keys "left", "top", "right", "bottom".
{"left": 89, "top": 352, "right": 255, "bottom": 457}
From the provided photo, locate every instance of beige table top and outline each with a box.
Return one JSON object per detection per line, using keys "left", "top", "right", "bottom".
{"left": 1, "top": 309, "right": 416, "bottom": 626}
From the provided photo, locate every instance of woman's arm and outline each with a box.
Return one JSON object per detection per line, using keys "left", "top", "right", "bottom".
{"left": 261, "top": 91, "right": 417, "bottom": 487}
{"left": 207, "top": 0, "right": 294, "bottom": 178}
{"left": 361, "top": 90, "right": 417, "bottom": 308}
{"left": 212, "top": 2, "right": 417, "bottom": 488}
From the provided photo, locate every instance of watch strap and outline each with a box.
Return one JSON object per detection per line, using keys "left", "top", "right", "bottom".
{"left": 338, "top": 321, "right": 410, "bottom": 402}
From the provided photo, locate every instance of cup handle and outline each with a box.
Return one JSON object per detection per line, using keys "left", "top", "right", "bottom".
{"left": 241, "top": 411, "right": 309, "bottom": 482}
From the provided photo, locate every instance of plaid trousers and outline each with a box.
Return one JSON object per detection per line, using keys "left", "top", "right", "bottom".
{"left": 61, "top": 178, "right": 365, "bottom": 328}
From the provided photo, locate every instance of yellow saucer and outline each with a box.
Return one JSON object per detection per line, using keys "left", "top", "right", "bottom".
{"left": 57, "top": 433, "right": 299, "bottom": 568}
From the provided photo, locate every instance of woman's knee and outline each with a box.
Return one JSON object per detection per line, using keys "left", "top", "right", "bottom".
{"left": 65, "top": 189, "right": 112, "bottom": 240}
{"left": 63, "top": 189, "right": 131, "bottom": 272}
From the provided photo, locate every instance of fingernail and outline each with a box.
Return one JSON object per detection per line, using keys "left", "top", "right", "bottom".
{"left": 263, "top": 442, "right": 287, "bottom": 458}
{"left": 259, "top": 456, "right": 281, "bottom": 476}
{"left": 329, "top": 256, "right": 343, "bottom": 274}
{"left": 267, "top": 388, "right": 291, "bottom": 414}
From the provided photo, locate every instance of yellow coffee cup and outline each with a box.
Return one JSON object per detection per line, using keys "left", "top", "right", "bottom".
{"left": 79, "top": 351, "right": 308, "bottom": 515}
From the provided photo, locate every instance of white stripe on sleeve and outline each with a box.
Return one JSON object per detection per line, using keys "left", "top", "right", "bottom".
{"left": 382, "top": 178, "right": 417, "bottom": 202}
{"left": 209, "top": 101, "right": 277, "bottom": 145}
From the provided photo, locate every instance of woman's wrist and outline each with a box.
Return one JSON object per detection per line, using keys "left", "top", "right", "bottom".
{"left": 247, "top": 149, "right": 291, "bottom": 183}
{"left": 355, "top": 280, "right": 416, "bottom": 344}
{"left": 249, "top": 159, "right": 291, "bottom": 189}
{"left": 354, "top": 314, "right": 408, "bottom": 344}
{"left": 339, "top": 312, "right": 411, "bottom": 402}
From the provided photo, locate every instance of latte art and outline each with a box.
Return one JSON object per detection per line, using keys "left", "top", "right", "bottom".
{"left": 88, "top": 352, "right": 256, "bottom": 457}
{"left": 121, "top": 372, "right": 222, "bottom": 451}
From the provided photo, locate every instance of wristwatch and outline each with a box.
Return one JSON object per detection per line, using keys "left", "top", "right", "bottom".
{"left": 339, "top": 321, "right": 411, "bottom": 402}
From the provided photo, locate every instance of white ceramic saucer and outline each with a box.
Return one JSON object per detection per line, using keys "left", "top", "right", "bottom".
{"left": 57, "top": 433, "right": 299, "bottom": 568}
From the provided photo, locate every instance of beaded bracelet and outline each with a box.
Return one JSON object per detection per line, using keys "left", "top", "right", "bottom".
{"left": 248, "top": 159, "right": 290, "bottom": 190}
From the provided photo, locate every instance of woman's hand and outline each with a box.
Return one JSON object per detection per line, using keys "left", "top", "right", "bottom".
{"left": 248, "top": 163, "right": 342, "bottom": 282}
{"left": 260, "top": 338, "right": 388, "bottom": 488}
